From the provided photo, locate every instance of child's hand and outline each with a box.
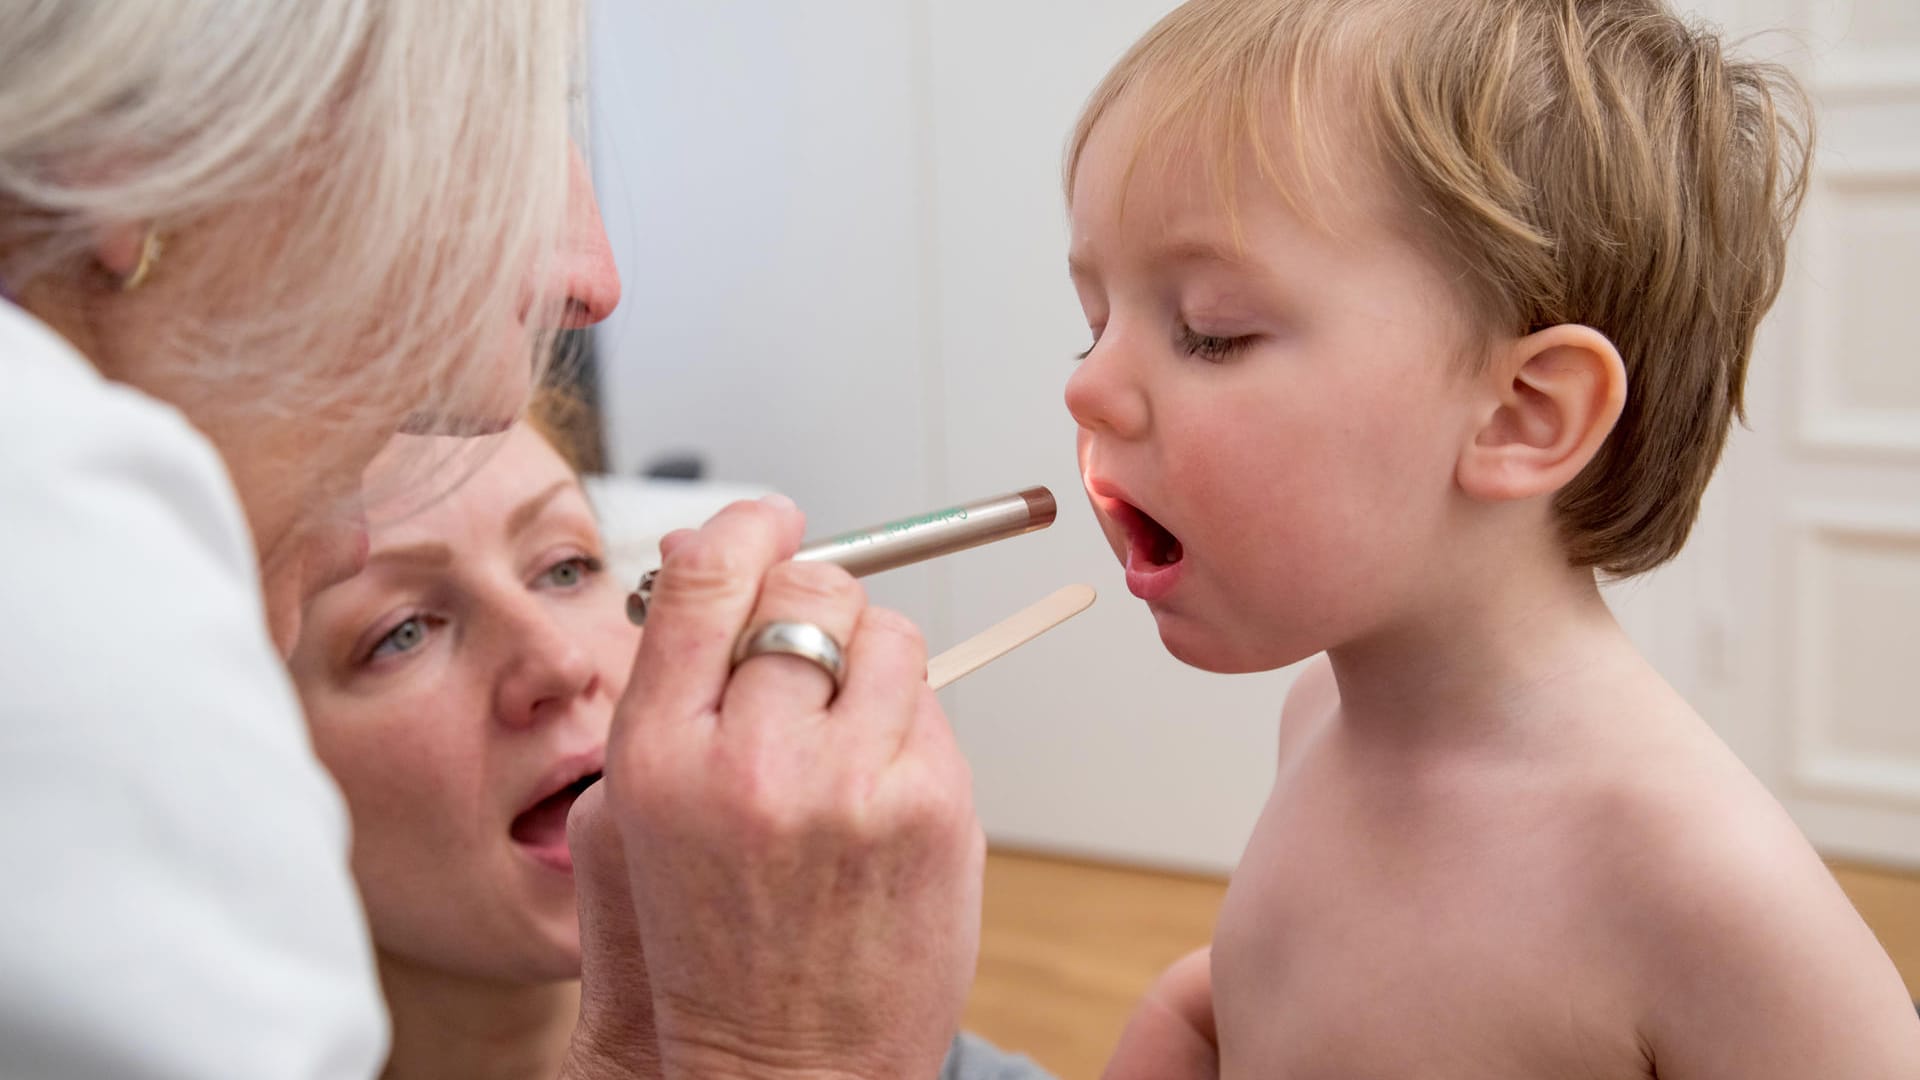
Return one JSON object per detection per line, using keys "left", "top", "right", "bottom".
{"left": 1102, "top": 947, "right": 1218, "bottom": 1080}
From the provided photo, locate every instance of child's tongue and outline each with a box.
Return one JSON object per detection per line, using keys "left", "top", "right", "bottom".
{"left": 1126, "top": 506, "right": 1184, "bottom": 569}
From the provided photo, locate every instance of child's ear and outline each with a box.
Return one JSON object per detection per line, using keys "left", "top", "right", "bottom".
{"left": 1456, "top": 324, "right": 1627, "bottom": 503}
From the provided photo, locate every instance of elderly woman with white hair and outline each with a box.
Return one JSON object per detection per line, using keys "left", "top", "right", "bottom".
{"left": 0, "top": 4, "right": 985, "bottom": 1079}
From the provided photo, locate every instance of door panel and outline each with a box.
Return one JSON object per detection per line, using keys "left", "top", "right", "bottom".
{"left": 1719, "top": 0, "right": 1920, "bottom": 865}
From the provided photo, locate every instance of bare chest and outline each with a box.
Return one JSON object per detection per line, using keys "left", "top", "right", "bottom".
{"left": 1210, "top": 769, "right": 1651, "bottom": 1080}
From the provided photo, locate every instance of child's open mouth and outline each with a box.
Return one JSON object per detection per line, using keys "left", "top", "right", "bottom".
{"left": 510, "top": 769, "right": 602, "bottom": 873}
{"left": 1109, "top": 498, "right": 1187, "bottom": 601}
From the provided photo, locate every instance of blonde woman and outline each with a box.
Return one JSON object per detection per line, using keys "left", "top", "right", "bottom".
{"left": 1, "top": 5, "right": 985, "bottom": 1079}
{"left": 290, "top": 401, "right": 1049, "bottom": 1080}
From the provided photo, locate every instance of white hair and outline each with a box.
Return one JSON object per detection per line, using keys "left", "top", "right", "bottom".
{"left": 0, "top": 0, "right": 582, "bottom": 446}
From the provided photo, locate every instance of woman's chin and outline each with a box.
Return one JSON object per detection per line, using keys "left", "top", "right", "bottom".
{"left": 531, "top": 942, "right": 584, "bottom": 983}
{"left": 490, "top": 923, "right": 584, "bottom": 984}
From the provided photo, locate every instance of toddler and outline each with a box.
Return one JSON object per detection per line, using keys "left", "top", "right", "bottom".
{"left": 1063, "top": 1, "right": 1920, "bottom": 1076}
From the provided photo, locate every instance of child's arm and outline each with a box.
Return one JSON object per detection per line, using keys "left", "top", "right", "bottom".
{"left": 1101, "top": 947, "right": 1217, "bottom": 1080}
{"left": 1634, "top": 823, "right": 1920, "bottom": 1077}
{"left": 1100, "top": 657, "right": 1336, "bottom": 1080}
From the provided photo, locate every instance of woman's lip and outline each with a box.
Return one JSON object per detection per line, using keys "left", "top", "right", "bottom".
{"left": 510, "top": 749, "right": 604, "bottom": 877}
{"left": 518, "top": 832, "right": 578, "bottom": 875}
{"left": 513, "top": 748, "right": 606, "bottom": 820}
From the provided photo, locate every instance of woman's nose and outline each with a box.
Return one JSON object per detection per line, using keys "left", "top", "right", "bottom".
{"left": 494, "top": 602, "right": 599, "bottom": 729}
{"left": 1063, "top": 335, "right": 1150, "bottom": 439}
{"left": 550, "top": 143, "right": 621, "bottom": 330}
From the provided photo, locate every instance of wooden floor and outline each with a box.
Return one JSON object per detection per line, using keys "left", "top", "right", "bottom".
{"left": 965, "top": 850, "right": 1920, "bottom": 1080}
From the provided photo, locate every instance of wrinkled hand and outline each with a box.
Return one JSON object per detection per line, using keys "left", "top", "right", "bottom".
{"left": 1102, "top": 948, "right": 1218, "bottom": 1080}
{"left": 589, "top": 496, "right": 985, "bottom": 1080}
{"left": 562, "top": 782, "right": 662, "bottom": 1078}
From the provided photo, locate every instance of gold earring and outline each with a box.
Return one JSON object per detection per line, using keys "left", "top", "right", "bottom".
{"left": 121, "top": 229, "right": 164, "bottom": 291}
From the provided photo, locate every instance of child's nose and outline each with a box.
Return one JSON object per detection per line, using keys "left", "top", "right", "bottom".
{"left": 493, "top": 604, "right": 598, "bottom": 729}
{"left": 1064, "top": 338, "right": 1150, "bottom": 439}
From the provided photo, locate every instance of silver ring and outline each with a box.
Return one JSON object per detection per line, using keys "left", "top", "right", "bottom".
{"left": 731, "top": 621, "right": 846, "bottom": 697}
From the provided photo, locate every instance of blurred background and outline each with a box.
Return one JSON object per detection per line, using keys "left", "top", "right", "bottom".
{"left": 581, "top": 1, "right": 1919, "bottom": 1074}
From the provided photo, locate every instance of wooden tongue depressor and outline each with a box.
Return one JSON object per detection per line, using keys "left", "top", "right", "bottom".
{"left": 926, "top": 583, "right": 1097, "bottom": 691}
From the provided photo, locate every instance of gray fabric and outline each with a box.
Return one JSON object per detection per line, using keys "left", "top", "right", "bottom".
{"left": 939, "top": 1032, "right": 1059, "bottom": 1080}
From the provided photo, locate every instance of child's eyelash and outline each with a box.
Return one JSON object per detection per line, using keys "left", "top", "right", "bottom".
{"left": 1177, "top": 326, "right": 1252, "bottom": 361}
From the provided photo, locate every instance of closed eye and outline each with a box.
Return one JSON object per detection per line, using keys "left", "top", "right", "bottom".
{"left": 1177, "top": 325, "right": 1253, "bottom": 362}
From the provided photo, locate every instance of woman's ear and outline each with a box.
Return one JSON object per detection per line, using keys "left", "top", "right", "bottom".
{"left": 1457, "top": 324, "right": 1627, "bottom": 503}
{"left": 91, "top": 221, "right": 148, "bottom": 279}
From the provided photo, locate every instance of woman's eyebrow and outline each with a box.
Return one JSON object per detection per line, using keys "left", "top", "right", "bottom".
{"left": 505, "top": 480, "right": 574, "bottom": 537}
{"left": 369, "top": 541, "right": 454, "bottom": 569}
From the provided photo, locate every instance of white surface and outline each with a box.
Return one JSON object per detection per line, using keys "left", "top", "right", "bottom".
{"left": 589, "top": 0, "right": 943, "bottom": 630}
{"left": 589, "top": 0, "right": 1920, "bottom": 873}
{"left": 584, "top": 474, "right": 772, "bottom": 591}
{"left": 0, "top": 304, "right": 387, "bottom": 1076}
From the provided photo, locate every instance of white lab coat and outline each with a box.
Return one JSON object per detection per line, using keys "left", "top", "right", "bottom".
{"left": 0, "top": 302, "right": 387, "bottom": 1077}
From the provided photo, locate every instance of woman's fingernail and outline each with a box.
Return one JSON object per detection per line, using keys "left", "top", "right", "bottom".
{"left": 762, "top": 493, "right": 797, "bottom": 513}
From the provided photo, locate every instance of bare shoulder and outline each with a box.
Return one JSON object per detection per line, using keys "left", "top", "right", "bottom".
{"left": 1275, "top": 654, "right": 1338, "bottom": 770}
{"left": 1592, "top": 735, "right": 1920, "bottom": 1077}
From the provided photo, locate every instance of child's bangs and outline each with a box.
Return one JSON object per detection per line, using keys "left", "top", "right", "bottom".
{"left": 1065, "top": 0, "right": 1380, "bottom": 245}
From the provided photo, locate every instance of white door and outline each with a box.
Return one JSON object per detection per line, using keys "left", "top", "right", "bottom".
{"left": 1702, "top": 0, "right": 1920, "bottom": 867}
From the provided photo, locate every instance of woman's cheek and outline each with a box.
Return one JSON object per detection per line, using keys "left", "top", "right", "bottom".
{"left": 597, "top": 623, "right": 642, "bottom": 705}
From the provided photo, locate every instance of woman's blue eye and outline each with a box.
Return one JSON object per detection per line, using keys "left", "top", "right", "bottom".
{"left": 538, "top": 555, "right": 603, "bottom": 590}
{"left": 368, "top": 616, "right": 431, "bottom": 661}
{"left": 1177, "top": 325, "right": 1251, "bottom": 361}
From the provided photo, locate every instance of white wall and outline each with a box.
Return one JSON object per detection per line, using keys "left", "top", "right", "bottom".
{"left": 591, "top": 0, "right": 1287, "bottom": 873}
{"left": 589, "top": 1, "right": 942, "bottom": 628}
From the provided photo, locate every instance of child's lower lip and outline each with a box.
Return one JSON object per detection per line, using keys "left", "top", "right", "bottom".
{"left": 1124, "top": 550, "right": 1185, "bottom": 601}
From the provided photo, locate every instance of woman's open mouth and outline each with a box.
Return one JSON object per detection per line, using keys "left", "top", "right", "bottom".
{"left": 510, "top": 768, "right": 602, "bottom": 874}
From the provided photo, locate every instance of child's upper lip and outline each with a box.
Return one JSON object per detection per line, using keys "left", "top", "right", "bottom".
{"left": 1086, "top": 476, "right": 1168, "bottom": 535}
{"left": 1083, "top": 474, "right": 1139, "bottom": 512}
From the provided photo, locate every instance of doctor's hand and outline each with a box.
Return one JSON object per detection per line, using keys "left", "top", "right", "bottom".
{"left": 582, "top": 495, "right": 985, "bottom": 1080}
{"left": 562, "top": 782, "right": 661, "bottom": 1079}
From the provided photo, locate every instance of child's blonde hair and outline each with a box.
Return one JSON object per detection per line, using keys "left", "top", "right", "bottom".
{"left": 1068, "top": 0, "right": 1812, "bottom": 576}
